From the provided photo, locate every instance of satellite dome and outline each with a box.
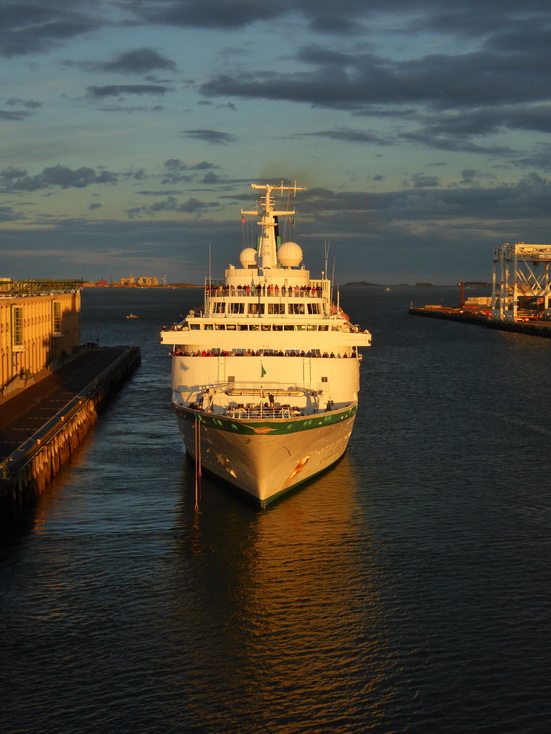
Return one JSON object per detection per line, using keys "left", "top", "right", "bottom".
{"left": 278, "top": 241, "right": 303, "bottom": 268}
{"left": 239, "top": 247, "right": 258, "bottom": 268}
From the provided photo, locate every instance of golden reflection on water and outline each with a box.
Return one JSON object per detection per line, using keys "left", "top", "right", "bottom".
{"left": 171, "top": 455, "right": 391, "bottom": 730}
{"left": 26, "top": 430, "right": 98, "bottom": 536}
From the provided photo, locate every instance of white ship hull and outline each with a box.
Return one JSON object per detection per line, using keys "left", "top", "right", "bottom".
{"left": 161, "top": 181, "right": 371, "bottom": 508}
{"left": 174, "top": 402, "right": 357, "bottom": 506}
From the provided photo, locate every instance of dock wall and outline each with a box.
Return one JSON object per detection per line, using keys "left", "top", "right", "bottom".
{"left": 0, "top": 346, "right": 140, "bottom": 520}
{"left": 409, "top": 307, "right": 551, "bottom": 338}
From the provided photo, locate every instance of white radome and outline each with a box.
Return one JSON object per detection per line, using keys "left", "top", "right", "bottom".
{"left": 239, "top": 247, "right": 258, "bottom": 268}
{"left": 278, "top": 241, "right": 303, "bottom": 268}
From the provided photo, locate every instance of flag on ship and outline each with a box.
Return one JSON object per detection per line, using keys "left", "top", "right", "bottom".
{"left": 260, "top": 362, "right": 266, "bottom": 377}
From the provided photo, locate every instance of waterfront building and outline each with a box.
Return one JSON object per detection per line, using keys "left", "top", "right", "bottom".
{"left": 0, "top": 291, "right": 80, "bottom": 394}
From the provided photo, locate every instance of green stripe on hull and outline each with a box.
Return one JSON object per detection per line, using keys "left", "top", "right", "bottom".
{"left": 173, "top": 403, "right": 357, "bottom": 436}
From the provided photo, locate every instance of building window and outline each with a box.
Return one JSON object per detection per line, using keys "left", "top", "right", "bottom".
{"left": 321, "top": 376, "right": 328, "bottom": 382}
{"left": 52, "top": 301, "right": 62, "bottom": 333}
{"left": 12, "top": 306, "right": 23, "bottom": 346}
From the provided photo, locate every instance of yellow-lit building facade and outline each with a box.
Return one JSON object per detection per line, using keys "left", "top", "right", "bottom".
{"left": 0, "top": 291, "right": 80, "bottom": 389}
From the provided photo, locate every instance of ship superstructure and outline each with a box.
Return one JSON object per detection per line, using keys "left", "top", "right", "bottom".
{"left": 161, "top": 182, "right": 371, "bottom": 506}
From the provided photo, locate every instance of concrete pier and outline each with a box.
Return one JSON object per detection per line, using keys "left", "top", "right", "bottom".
{"left": 0, "top": 346, "right": 140, "bottom": 522}
{"left": 409, "top": 307, "right": 551, "bottom": 338}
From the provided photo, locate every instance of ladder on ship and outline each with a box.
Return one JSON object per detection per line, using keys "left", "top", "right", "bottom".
{"left": 303, "top": 357, "right": 311, "bottom": 388}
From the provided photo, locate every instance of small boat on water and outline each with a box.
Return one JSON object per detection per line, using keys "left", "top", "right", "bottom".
{"left": 160, "top": 180, "right": 372, "bottom": 507}
{"left": 126, "top": 313, "right": 138, "bottom": 319}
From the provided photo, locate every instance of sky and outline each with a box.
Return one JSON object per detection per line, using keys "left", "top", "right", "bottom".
{"left": 2, "top": 0, "right": 551, "bottom": 285}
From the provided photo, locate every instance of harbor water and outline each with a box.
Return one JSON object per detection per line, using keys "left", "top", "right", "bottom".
{"left": 2, "top": 286, "right": 551, "bottom": 733}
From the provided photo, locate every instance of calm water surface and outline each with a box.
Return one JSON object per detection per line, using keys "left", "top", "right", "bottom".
{"left": 2, "top": 287, "right": 551, "bottom": 733}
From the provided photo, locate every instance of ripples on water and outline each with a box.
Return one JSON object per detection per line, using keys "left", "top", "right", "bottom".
{"left": 1, "top": 287, "right": 551, "bottom": 733}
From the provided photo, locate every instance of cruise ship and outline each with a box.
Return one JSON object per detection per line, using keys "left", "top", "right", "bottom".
{"left": 161, "top": 182, "right": 371, "bottom": 506}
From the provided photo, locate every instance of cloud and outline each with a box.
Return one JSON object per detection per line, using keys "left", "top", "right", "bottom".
{"left": 161, "top": 159, "right": 220, "bottom": 184}
{"left": 128, "top": 195, "right": 221, "bottom": 218}
{"left": 513, "top": 143, "right": 551, "bottom": 171}
{"left": 399, "top": 131, "right": 515, "bottom": 157}
{"left": 459, "top": 169, "right": 482, "bottom": 186}
{"left": 0, "top": 4, "right": 103, "bottom": 58}
{"left": 125, "top": 0, "right": 546, "bottom": 39}
{"left": 200, "top": 39, "right": 551, "bottom": 113}
{"left": 75, "top": 47, "right": 177, "bottom": 74}
{"left": 0, "top": 204, "right": 18, "bottom": 222}
{"left": 297, "top": 127, "right": 390, "bottom": 145}
{"left": 0, "top": 109, "right": 32, "bottom": 121}
{"left": 181, "top": 129, "right": 238, "bottom": 145}
{"left": 404, "top": 174, "right": 442, "bottom": 189}
{"left": 6, "top": 97, "right": 41, "bottom": 109}
{"left": 0, "top": 165, "right": 118, "bottom": 192}
{"left": 308, "top": 14, "right": 365, "bottom": 36}
{"left": 130, "top": 0, "right": 289, "bottom": 30}
{"left": 417, "top": 104, "right": 551, "bottom": 138}
{"left": 86, "top": 84, "right": 170, "bottom": 100}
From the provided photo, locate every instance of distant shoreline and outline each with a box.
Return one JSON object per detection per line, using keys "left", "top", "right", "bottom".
{"left": 344, "top": 281, "right": 491, "bottom": 288}
{"left": 82, "top": 283, "right": 202, "bottom": 289}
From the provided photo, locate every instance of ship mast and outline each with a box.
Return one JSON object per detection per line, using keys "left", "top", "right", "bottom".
{"left": 241, "top": 182, "right": 308, "bottom": 270}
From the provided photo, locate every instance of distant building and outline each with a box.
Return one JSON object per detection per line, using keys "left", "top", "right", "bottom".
{"left": 0, "top": 291, "right": 80, "bottom": 394}
{"left": 120, "top": 276, "right": 159, "bottom": 287}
